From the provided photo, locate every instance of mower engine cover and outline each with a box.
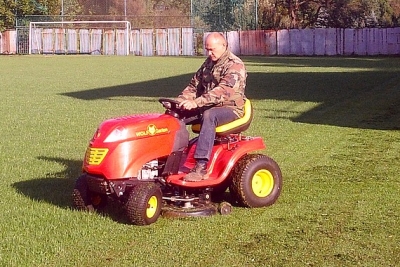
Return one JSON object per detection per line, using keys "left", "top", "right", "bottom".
{"left": 83, "top": 113, "right": 188, "bottom": 179}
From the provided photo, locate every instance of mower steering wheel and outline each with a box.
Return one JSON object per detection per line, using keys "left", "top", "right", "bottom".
{"left": 158, "top": 98, "right": 181, "bottom": 111}
{"left": 159, "top": 98, "right": 201, "bottom": 124}
{"left": 159, "top": 98, "right": 184, "bottom": 120}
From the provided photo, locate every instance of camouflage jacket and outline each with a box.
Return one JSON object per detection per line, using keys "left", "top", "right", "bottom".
{"left": 178, "top": 49, "right": 247, "bottom": 117}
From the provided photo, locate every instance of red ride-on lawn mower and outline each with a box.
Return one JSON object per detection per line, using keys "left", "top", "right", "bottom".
{"left": 72, "top": 98, "right": 282, "bottom": 225}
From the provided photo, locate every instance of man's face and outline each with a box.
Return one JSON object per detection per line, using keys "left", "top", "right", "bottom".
{"left": 205, "top": 37, "right": 226, "bottom": 61}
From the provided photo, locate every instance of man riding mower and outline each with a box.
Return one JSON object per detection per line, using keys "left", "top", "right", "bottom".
{"left": 72, "top": 98, "right": 282, "bottom": 225}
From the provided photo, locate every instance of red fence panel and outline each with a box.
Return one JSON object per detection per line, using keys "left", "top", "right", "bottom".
{"left": 141, "top": 29, "right": 154, "bottom": 57}
{"left": 103, "top": 30, "right": 115, "bottom": 55}
{"left": 226, "top": 31, "right": 240, "bottom": 55}
{"left": 130, "top": 30, "right": 141, "bottom": 55}
{"left": 387, "top": 28, "right": 400, "bottom": 54}
{"left": 67, "top": 29, "right": 78, "bottom": 54}
{"left": 265, "top": 30, "right": 276, "bottom": 55}
{"left": 155, "top": 29, "right": 168, "bottom": 56}
{"left": 42, "top": 29, "right": 53, "bottom": 54}
{"left": 182, "top": 28, "right": 194, "bottom": 56}
{"left": 277, "top": 29, "right": 290, "bottom": 55}
{"left": 168, "top": 28, "right": 180, "bottom": 56}
{"left": 54, "top": 28, "right": 65, "bottom": 54}
{"left": 240, "top": 30, "right": 266, "bottom": 55}
{"left": 0, "top": 30, "right": 17, "bottom": 54}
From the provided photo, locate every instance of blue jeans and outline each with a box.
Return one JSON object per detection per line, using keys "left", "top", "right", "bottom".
{"left": 194, "top": 107, "right": 238, "bottom": 162}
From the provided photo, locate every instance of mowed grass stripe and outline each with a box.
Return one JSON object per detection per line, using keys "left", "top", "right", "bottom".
{"left": 0, "top": 55, "right": 399, "bottom": 266}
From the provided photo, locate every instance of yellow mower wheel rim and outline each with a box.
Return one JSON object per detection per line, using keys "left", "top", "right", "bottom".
{"left": 252, "top": 169, "right": 274, "bottom": 197}
{"left": 146, "top": 196, "right": 158, "bottom": 218}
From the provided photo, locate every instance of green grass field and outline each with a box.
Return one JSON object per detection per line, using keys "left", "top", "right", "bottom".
{"left": 0, "top": 55, "right": 399, "bottom": 267}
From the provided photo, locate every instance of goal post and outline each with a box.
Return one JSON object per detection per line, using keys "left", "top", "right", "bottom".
{"left": 29, "top": 21, "right": 131, "bottom": 55}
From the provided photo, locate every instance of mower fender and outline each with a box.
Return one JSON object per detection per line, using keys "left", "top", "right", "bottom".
{"left": 209, "top": 137, "right": 266, "bottom": 181}
{"left": 167, "top": 137, "right": 266, "bottom": 188}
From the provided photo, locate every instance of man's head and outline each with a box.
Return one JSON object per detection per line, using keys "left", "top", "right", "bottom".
{"left": 205, "top": 32, "right": 227, "bottom": 62}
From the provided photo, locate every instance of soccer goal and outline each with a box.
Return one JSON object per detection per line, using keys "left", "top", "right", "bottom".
{"left": 29, "top": 21, "right": 131, "bottom": 55}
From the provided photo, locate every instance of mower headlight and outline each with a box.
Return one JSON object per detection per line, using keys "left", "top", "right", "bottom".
{"left": 104, "top": 126, "right": 128, "bottom": 143}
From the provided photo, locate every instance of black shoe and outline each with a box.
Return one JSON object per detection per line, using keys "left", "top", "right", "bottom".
{"left": 184, "top": 162, "right": 207, "bottom": 181}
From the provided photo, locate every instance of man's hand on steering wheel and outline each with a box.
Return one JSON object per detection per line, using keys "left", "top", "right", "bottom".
{"left": 179, "top": 100, "right": 198, "bottom": 110}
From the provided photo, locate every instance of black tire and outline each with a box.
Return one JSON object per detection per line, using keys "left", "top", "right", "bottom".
{"left": 230, "top": 154, "right": 282, "bottom": 208}
{"left": 218, "top": 202, "right": 233, "bottom": 215}
{"left": 126, "top": 183, "right": 162, "bottom": 226}
{"left": 72, "top": 175, "right": 107, "bottom": 211}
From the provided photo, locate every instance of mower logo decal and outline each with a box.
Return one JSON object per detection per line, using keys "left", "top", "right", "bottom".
{"left": 136, "top": 124, "right": 168, "bottom": 137}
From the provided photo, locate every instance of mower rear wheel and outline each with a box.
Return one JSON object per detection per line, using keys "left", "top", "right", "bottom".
{"left": 72, "top": 175, "right": 107, "bottom": 211}
{"left": 125, "top": 183, "right": 162, "bottom": 226}
{"left": 230, "top": 154, "right": 282, "bottom": 208}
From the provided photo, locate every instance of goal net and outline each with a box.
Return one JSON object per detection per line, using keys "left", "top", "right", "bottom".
{"left": 29, "top": 21, "right": 131, "bottom": 55}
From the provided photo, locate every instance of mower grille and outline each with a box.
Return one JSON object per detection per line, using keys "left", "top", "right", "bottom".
{"left": 85, "top": 148, "right": 109, "bottom": 165}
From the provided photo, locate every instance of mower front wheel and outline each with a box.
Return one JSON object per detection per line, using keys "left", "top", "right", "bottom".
{"left": 230, "top": 154, "right": 282, "bottom": 208}
{"left": 125, "top": 183, "right": 162, "bottom": 226}
{"left": 72, "top": 175, "right": 107, "bottom": 211}
{"left": 218, "top": 201, "right": 233, "bottom": 215}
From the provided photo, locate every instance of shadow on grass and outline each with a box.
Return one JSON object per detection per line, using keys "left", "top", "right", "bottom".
{"left": 11, "top": 156, "right": 236, "bottom": 224}
{"left": 11, "top": 157, "right": 80, "bottom": 209}
{"left": 61, "top": 73, "right": 193, "bottom": 100}
{"left": 11, "top": 156, "right": 131, "bottom": 223}
{"left": 61, "top": 57, "right": 400, "bottom": 130}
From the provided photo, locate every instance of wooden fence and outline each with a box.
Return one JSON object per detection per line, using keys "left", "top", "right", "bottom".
{"left": 224, "top": 28, "right": 400, "bottom": 56}
{"left": 26, "top": 27, "right": 194, "bottom": 56}
{"left": 1, "top": 27, "right": 399, "bottom": 56}
{"left": 0, "top": 30, "right": 17, "bottom": 54}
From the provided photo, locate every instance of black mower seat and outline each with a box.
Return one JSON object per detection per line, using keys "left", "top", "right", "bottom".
{"left": 192, "top": 99, "right": 253, "bottom": 136}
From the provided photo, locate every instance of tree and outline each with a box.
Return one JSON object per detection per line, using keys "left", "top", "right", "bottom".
{"left": 0, "top": 0, "right": 16, "bottom": 30}
{"left": 199, "top": 0, "right": 256, "bottom": 31}
{"left": 0, "top": 0, "right": 64, "bottom": 30}
{"left": 60, "top": 0, "right": 83, "bottom": 17}
{"left": 259, "top": 0, "right": 326, "bottom": 29}
{"left": 201, "top": 0, "right": 240, "bottom": 31}
{"left": 390, "top": 0, "right": 400, "bottom": 25}
{"left": 1, "top": 0, "right": 399, "bottom": 31}
{"left": 258, "top": 0, "right": 400, "bottom": 29}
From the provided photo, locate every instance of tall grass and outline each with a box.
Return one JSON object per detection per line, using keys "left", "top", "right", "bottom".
{"left": 0, "top": 55, "right": 399, "bottom": 266}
